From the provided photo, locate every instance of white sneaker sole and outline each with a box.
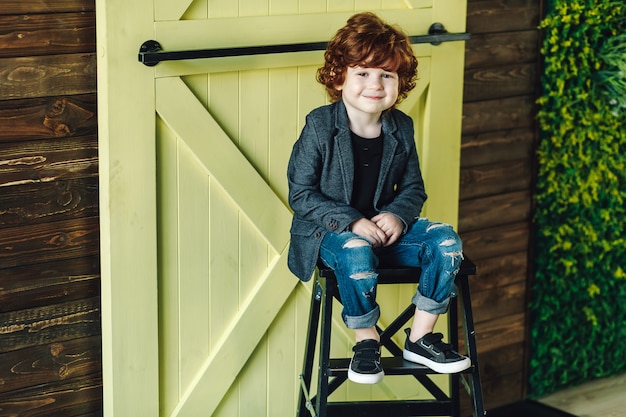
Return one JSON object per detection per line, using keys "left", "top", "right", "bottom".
{"left": 348, "top": 368, "right": 384, "bottom": 384}
{"left": 403, "top": 349, "right": 471, "bottom": 374}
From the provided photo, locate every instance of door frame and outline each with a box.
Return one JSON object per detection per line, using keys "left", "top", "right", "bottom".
{"left": 97, "top": 0, "right": 160, "bottom": 415}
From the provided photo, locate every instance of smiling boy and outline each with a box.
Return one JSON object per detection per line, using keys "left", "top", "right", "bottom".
{"left": 287, "top": 12, "right": 470, "bottom": 384}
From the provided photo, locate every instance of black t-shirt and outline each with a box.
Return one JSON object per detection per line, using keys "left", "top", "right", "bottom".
{"left": 350, "top": 131, "right": 383, "bottom": 219}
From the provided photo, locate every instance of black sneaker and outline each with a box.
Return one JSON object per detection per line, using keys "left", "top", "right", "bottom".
{"left": 348, "top": 339, "right": 384, "bottom": 384}
{"left": 403, "top": 329, "right": 471, "bottom": 373}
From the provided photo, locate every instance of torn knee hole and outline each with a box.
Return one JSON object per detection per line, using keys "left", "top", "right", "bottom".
{"left": 342, "top": 238, "right": 370, "bottom": 249}
{"left": 440, "top": 238, "right": 457, "bottom": 247}
{"left": 426, "top": 223, "right": 448, "bottom": 232}
{"left": 444, "top": 250, "right": 463, "bottom": 257}
{"left": 350, "top": 271, "right": 376, "bottom": 279}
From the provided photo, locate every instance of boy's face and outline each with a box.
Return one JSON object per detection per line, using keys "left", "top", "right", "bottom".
{"left": 336, "top": 66, "right": 399, "bottom": 117}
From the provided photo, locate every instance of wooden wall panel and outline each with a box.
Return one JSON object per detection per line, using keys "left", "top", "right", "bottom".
{"left": 0, "top": 374, "right": 102, "bottom": 416}
{"left": 0, "top": 255, "right": 100, "bottom": 313}
{"left": 0, "top": 13, "right": 96, "bottom": 58}
{"left": 0, "top": 1, "right": 95, "bottom": 15}
{"left": 0, "top": 335, "right": 101, "bottom": 393}
{"left": 0, "top": 177, "right": 99, "bottom": 226}
{"left": 464, "top": 63, "right": 537, "bottom": 102}
{"left": 0, "top": 1, "right": 100, "bottom": 415}
{"left": 459, "top": 0, "right": 540, "bottom": 413}
{"left": 0, "top": 54, "right": 97, "bottom": 100}
{"left": 459, "top": 190, "right": 531, "bottom": 232}
{"left": 0, "top": 297, "right": 101, "bottom": 354}
{"left": 462, "top": 127, "right": 535, "bottom": 167}
{"left": 0, "top": 217, "right": 100, "bottom": 269}
{"left": 462, "top": 96, "right": 536, "bottom": 135}
{"left": 0, "top": 95, "right": 97, "bottom": 142}
{"left": 466, "top": 0, "right": 539, "bottom": 34}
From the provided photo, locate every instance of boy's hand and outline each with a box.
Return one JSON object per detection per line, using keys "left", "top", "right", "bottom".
{"left": 371, "top": 213, "right": 403, "bottom": 246}
{"left": 349, "top": 218, "right": 388, "bottom": 248}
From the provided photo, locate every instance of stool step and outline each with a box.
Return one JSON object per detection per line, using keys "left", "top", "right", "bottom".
{"left": 325, "top": 399, "right": 453, "bottom": 417}
{"left": 329, "top": 356, "right": 436, "bottom": 376}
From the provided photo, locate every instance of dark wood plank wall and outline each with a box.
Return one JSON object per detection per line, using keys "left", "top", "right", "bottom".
{"left": 0, "top": 1, "right": 542, "bottom": 415}
{"left": 0, "top": 1, "right": 102, "bottom": 416}
{"left": 459, "top": 0, "right": 540, "bottom": 413}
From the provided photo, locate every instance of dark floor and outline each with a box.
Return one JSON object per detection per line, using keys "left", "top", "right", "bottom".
{"left": 486, "top": 400, "right": 577, "bottom": 417}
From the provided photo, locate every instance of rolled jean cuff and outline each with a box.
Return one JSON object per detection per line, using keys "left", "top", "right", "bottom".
{"left": 344, "top": 305, "right": 380, "bottom": 329}
{"left": 412, "top": 292, "right": 450, "bottom": 315}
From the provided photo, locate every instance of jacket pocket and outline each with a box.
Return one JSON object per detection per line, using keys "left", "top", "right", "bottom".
{"left": 290, "top": 219, "right": 318, "bottom": 236}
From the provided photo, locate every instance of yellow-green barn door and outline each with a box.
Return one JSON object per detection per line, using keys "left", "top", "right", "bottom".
{"left": 97, "top": 0, "right": 468, "bottom": 416}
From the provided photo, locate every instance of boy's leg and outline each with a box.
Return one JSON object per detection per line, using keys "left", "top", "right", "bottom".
{"left": 409, "top": 308, "right": 439, "bottom": 341}
{"left": 319, "top": 231, "right": 381, "bottom": 331}
{"left": 377, "top": 218, "right": 462, "bottom": 315}
{"left": 377, "top": 219, "right": 470, "bottom": 373}
{"left": 319, "top": 231, "right": 384, "bottom": 384}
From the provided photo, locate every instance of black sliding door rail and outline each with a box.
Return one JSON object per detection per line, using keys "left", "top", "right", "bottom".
{"left": 138, "top": 23, "right": 470, "bottom": 67}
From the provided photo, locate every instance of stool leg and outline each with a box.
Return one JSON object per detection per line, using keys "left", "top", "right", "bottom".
{"left": 297, "top": 279, "right": 323, "bottom": 417}
{"left": 315, "top": 277, "right": 334, "bottom": 417}
{"left": 449, "top": 280, "right": 461, "bottom": 417}
{"left": 458, "top": 273, "right": 486, "bottom": 417}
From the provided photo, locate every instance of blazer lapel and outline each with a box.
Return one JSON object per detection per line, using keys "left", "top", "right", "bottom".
{"left": 375, "top": 111, "right": 399, "bottom": 204}
{"left": 334, "top": 101, "right": 355, "bottom": 204}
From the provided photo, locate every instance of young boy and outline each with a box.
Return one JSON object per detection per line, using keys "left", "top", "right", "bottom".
{"left": 287, "top": 12, "right": 470, "bottom": 384}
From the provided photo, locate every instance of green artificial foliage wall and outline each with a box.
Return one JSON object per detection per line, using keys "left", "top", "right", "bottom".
{"left": 530, "top": 0, "right": 626, "bottom": 397}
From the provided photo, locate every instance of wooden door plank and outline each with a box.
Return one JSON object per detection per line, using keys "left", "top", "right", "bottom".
{"left": 156, "top": 76, "right": 291, "bottom": 252}
{"left": 97, "top": 0, "right": 160, "bottom": 412}
{"left": 267, "top": 295, "right": 297, "bottom": 416}
{"left": 239, "top": 0, "right": 269, "bottom": 16}
{"left": 155, "top": 0, "right": 195, "bottom": 21}
{"left": 156, "top": 117, "right": 182, "bottom": 416}
{"left": 238, "top": 336, "right": 269, "bottom": 416}
{"left": 239, "top": 216, "right": 272, "bottom": 303}
{"left": 207, "top": 183, "right": 240, "bottom": 347}
{"left": 239, "top": 69, "right": 270, "bottom": 180}
{"left": 153, "top": 10, "right": 431, "bottom": 54}
{"left": 177, "top": 141, "right": 211, "bottom": 389}
{"left": 207, "top": 0, "right": 238, "bottom": 17}
{"left": 404, "top": 0, "right": 433, "bottom": 8}
{"left": 208, "top": 72, "right": 240, "bottom": 143}
{"left": 171, "top": 250, "right": 295, "bottom": 417}
{"left": 269, "top": 0, "right": 298, "bottom": 15}
{"left": 268, "top": 67, "right": 299, "bottom": 204}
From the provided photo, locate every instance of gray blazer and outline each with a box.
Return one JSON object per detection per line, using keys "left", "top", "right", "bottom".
{"left": 287, "top": 100, "right": 427, "bottom": 281}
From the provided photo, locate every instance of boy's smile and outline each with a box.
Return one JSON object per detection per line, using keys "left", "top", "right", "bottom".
{"left": 337, "top": 66, "right": 400, "bottom": 125}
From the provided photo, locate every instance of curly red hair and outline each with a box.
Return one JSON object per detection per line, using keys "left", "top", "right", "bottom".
{"left": 317, "top": 12, "right": 418, "bottom": 103}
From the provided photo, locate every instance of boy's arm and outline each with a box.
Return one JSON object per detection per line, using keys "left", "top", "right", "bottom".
{"left": 287, "top": 118, "right": 363, "bottom": 233}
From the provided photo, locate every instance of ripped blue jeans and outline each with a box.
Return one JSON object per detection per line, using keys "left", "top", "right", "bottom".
{"left": 319, "top": 218, "right": 463, "bottom": 329}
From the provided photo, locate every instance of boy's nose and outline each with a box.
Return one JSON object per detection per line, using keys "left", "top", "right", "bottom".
{"left": 368, "top": 77, "right": 383, "bottom": 89}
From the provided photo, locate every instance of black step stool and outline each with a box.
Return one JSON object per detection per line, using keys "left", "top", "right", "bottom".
{"left": 297, "top": 257, "right": 485, "bottom": 417}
